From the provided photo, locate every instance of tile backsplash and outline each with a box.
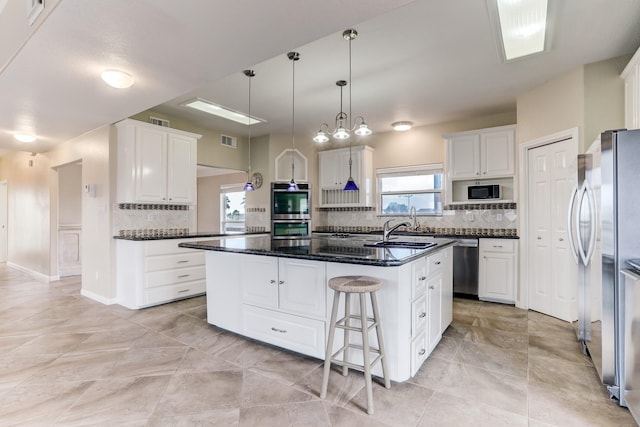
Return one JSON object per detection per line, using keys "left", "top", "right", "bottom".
{"left": 113, "top": 203, "right": 194, "bottom": 236}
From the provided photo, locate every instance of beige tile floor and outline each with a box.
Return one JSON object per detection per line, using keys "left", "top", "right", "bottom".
{"left": 0, "top": 265, "right": 635, "bottom": 426}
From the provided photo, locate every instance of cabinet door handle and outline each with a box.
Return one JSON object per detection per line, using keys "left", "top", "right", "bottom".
{"left": 178, "top": 288, "right": 190, "bottom": 293}
{"left": 429, "top": 286, "right": 435, "bottom": 290}
{"left": 537, "top": 236, "right": 542, "bottom": 240}
{"left": 271, "top": 327, "right": 287, "bottom": 334}
{"left": 418, "top": 349, "right": 426, "bottom": 356}
{"left": 270, "top": 280, "right": 276, "bottom": 284}
{"left": 418, "top": 276, "right": 426, "bottom": 281}
{"left": 279, "top": 280, "right": 284, "bottom": 285}
{"left": 419, "top": 312, "right": 426, "bottom": 318}
{"left": 559, "top": 237, "right": 564, "bottom": 241}
{"left": 177, "top": 274, "right": 190, "bottom": 278}
{"left": 434, "top": 261, "right": 441, "bottom": 265}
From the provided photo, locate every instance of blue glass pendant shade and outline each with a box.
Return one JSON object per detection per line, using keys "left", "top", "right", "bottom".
{"left": 243, "top": 181, "right": 254, "bottom": 192}
{"left": 343, "top": 177, "right": 359, "bottom": 191}
{"left": 287, "top": 179, "right": 299, "bottom": 192}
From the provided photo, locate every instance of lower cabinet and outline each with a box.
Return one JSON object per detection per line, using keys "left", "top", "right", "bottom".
{"left": 203, "top": 245, "right": 454, "bottom": 382}
{"left": 116, "top": 238, "right": 206, "bottom": 309}
{"left": 479, "top": 238, "right": 518, "bottom": 303}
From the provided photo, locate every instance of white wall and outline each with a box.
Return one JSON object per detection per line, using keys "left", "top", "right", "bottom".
{"left": 57, "top": 162, "right": 82, "bottom": 225}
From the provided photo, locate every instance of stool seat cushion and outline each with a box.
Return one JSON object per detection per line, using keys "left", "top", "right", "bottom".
{"left": 328, "top": 275, "right": 381, "bottom": 293}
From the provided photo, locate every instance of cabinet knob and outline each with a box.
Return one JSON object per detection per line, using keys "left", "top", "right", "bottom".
{"left": 476, "top": 172, "right": 480, "bottom": 176}
{"left": 537, "top": 236, "right": 542, "bottom": 240}
{"left": 429, "top": 285, "right": 435, "bottom": 290}
{"left": 483, "top": 172, "right": 486, "bottom": 175}
{"left": 434, "top": 261, "right": 441, "bottom": 265}
{"left": 419, "top": 312, "right": 426, "bottom": 318}
{"left": 559, "top": 237, "right": 564, "bottom": 241}
{"left": 279, "top": 280, "right": 284, "bottom": 285}
{"left": 270, "top": 279, "right": 276, "bottom": 284}
{"left": 418, "top": 349, "right": 426, "bottom": 356}
{"left": 419, "top": 276, "right": 426, "bottom": 281}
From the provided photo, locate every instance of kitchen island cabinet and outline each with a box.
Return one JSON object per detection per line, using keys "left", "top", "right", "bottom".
{"left": 181, "top": 235, "right": 454, "bottom": 382}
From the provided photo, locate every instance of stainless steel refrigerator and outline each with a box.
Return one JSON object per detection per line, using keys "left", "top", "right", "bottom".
{"left": 569, "top": 129, "right": 640, "bottom": 414}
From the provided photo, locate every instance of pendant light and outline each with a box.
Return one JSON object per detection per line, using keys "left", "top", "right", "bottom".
{"left": 287, "top": 52, "right": 300, "bottom": 192}
{"left": 313, "top": 29, "right": 371, "bottom": 143}
{"left": 243, "top": 69, "right": 256, "bottom": 192}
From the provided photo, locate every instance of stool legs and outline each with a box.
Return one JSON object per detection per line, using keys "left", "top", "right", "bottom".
{"left": 320, "top": 289, "right": 341, "bottom": 399}
{"left": 342, "top": 292, "right": 350, "bottom": 376}
{"left": 371, "top": 291, "right": 391, "bottom": 390}
{"left": 360, "top": 293, "right": 374, "bottom": 414}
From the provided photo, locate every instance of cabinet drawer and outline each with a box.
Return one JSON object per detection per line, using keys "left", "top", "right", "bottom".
{"left": 145, "top": 239, "right": 202, "bottom": 256}
{"left": 145, "top": 252, "right": 204, "bottom": 272}
{"left": 145, "top": 266, "right": 205, "bottom": 288}
{"left": 481, "top": 239, "right": 515, "bottom": 253}
{"left": 411, "top": 295, "right": 427, "bottom": 337}
{"left": 243, "top": 305, "right": 325, "bottom": 358}
{"left": 427, "top": 251, "right": 444, "bottom": 276}
{"left": 410, "top": 330, "right": 428, "bottom": 377}
{"left": 144, "top": 280, "right": 205, "bottom": 306}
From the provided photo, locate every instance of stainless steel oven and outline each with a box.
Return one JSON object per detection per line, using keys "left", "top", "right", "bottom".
{"left": 271, "top": 182, "right": 311, "bottom": 239}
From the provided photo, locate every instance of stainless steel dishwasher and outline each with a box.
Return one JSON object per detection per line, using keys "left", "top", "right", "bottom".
{"left": 453, "top": 238, "right": 479, "bottom": 298}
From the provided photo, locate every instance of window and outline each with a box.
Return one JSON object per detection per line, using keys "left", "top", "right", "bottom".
{"left": 377, "top": 164, "right": 443, "bottom": 216}
{"left": 220, "top": 184, "right": 246, "bottom": 233}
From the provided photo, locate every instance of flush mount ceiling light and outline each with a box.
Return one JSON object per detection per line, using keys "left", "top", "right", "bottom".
{"left": 101, "top": 69, "right": 134, "bottom": 89}
{"left": 14, "top": 133, "right": 36, "bottom": 143}
{"left": 487, "top": 0, "right": 551, "bottom": 61}
{"left": 392, "top": 121, "right": 413, "bottom": 132}
{"left": 183, "top": 98, "right": 264, "bottom": 126}
{"left": 313, "top": 29, "right": 372, "bottom": 143}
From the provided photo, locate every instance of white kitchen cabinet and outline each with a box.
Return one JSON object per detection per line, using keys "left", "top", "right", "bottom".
{"left": 116, "top": 119, "right": 201, "bottom": 204}
{"left": 116, "top": 238, "right": 206, "bottom": 309}
{"left": 622, "top": 47, "right": 640, "bottom": 130}
{"left": 479, "top": 238, "right": 518, "bottom": 304}
{"left": 445, "top": 125, "right": 515, "bottom": 180}
{"left": 318, "top": 145, "right": 374, "bottom": 207}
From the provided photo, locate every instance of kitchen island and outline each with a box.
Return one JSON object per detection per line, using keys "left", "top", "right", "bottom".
{"left": 180, "top": 234, "right": 454, "bottom": 382}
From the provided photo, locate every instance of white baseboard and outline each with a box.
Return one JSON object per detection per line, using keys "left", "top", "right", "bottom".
{"left": 6, "top": 262, "right": 55, "bottom": 282}
{"left": 80, "top": 288, "right": 117, "bottom": 305}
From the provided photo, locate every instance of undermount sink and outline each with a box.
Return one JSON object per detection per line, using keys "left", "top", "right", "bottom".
{"left": 364, "top": 241, "right": 437, "bottom": 249}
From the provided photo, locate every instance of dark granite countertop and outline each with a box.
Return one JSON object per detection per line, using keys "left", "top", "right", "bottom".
{"left": 313, "top": 231, "right": 519, "bottom": 240}
{"left": 113, "top": 231, "right": 269, "bottom": 241}
{"left": 179, "top": 235, "right": 455, "bottom": 267}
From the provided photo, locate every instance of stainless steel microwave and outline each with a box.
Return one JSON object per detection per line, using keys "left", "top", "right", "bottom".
{"left": 468, "top": 184, "right": 500, "bottom": 200}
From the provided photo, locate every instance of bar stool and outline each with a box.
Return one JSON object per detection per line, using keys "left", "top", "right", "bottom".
{"left": 320, "top": 275, "right": 390, "bottom": 415}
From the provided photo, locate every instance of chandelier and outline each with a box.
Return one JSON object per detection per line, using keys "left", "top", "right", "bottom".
{"left": 313, "top": 29, "right": 371, "bottom": 143}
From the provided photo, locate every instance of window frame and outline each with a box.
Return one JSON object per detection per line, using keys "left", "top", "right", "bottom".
{"left": 220, "top": 183, "right": 247, "bottom": 233}
{"left": 376, "top": 164, "right": 444, "bottom": 217}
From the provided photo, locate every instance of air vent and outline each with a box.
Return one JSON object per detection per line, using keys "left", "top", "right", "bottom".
{"left": 221, "top": 135, "right": 237, "bottom": 148}
{"left": 149, "top": 116, "right": 170, "bottom": 127}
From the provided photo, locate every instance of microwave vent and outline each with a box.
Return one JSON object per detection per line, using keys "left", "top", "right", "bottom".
{"left": 149, "top": 116, "right": 170, "bottom": 127}
{"left": 221, "top": 135, "right": 237, "bottom": 148}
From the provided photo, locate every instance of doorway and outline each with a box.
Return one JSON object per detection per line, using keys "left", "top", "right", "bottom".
{"left": 519, "top": 128, "right": 579, "bottom": 321}
{"left": 0, "top": 180, "right": 7, "bottom": 263}
{"left": 57, "top": 162, "right": 82, "bottom": 277}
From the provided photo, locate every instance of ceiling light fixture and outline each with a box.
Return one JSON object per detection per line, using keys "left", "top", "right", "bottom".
{"left": 243, "top": 70, "right": 256, "bottom": 192}
{"left": 488, "top": 0, "right": 550, "bottom": 61}
{"left": 14, "top": 133, "right": 36, "bottom": 143}
{"left": 183, "top": 98, "right": 265, "bottom": 125}
{"left": 101, "top": 69, "right": 134, "bottom": 89}
{"left": 313, "top": 29, "right": 372, "bottom": 143}
{"left": 392, "top": 121, "right": 413, "bottom": 132}
{"left": 287, "top": 52, "right": 300, "bottom": 192}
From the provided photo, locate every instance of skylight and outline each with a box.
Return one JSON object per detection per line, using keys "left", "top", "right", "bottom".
{"left": 490, "top": 0, "right": 550, "bottom": 61}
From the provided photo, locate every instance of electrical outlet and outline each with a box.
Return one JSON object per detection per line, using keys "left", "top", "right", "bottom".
{"left": 497, "top": 213, "right": 503, "bottom": 221}
{"left": 467, "top": 212, "right": 474, "bottom": 221}
{"left": 147, "top": 213, "right": 153, "bottom": 221}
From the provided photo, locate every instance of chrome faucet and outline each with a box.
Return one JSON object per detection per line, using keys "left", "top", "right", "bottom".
{"left": 409, "top": 206, "right": 419, "bottom": 231}
{"left": 383, "top": 220, "right": 411, "bottom": 242}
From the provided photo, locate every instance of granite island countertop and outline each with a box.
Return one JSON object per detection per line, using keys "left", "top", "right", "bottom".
{"left": 179, "top": 234, "right": 454, "bottom": 267}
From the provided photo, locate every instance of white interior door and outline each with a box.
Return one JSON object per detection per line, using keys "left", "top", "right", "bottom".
{"left": 0, "top": 180, "right": 7, "bottom": 262}
{"left": 527, "top": 139, "right": 578, "bottom": 321}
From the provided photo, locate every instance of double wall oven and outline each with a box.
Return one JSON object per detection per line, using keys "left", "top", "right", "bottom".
{"left": 271, "top": 182, "right": 311, "bottom": 239}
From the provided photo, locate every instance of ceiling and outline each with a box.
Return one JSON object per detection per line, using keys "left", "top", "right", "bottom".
{"left": 1, "top": 0, "right": 640, "bottom": 154}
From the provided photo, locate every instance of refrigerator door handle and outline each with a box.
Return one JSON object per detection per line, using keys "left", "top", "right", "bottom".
{"left": 576, "top": 182, "right": 590, "bottom": 266}
{"left": 567, "top": 186, "right": 580, "bottom": 264}
{"left": 583, "top": 180, "right": 597, "bottom": 266}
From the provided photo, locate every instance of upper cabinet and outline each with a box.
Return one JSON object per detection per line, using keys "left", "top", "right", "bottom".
{"left": 318, "top": 145, "right": 374, "bottom": 207}
{"left": 116, "top": 119, "right": 201, "bottom": 204}
{"left": 444, "top": 125, "right": 516, "bottom": 204}
{"left": 622, "top": 48, "right": 640, "bottom": 130}
{"left": 446, "top": 126, "right": 515, "bottom": 180}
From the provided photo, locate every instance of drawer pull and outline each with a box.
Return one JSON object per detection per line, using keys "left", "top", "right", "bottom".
{"left": 271, "top": 327, "right": 287, "bottom": 334}
{"left": 418, "top": 349, "right": 426, "bottom": 356}
{"left": 177, "top": 274, "right": 190, "bottom": 278}
{"left": 493, "top": 245, "right": 503, "bottom": 248}
{"left": 176, "top": 260, "right": 189, "bottom": 264}
{"left": 419, "top": 312, "right": 426, "bottom": 318}
{"left": 178, "top": 288, "right": 190, "bottom": 293}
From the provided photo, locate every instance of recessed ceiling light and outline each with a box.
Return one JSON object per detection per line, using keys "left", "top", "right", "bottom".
{"left": 488, "top": 0, "right": 550, "bottom": 61}
{"left": 14, "top": 133, "right": 36, "bottom": 143}
{"left": 392, "top": 121, "right": 413, "bottom": 132}
{"left": 183, "top": 98, "right": 264, "bottom": 125}
{"left": 101, "top": 69, "right": 134, "bottom": 89}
